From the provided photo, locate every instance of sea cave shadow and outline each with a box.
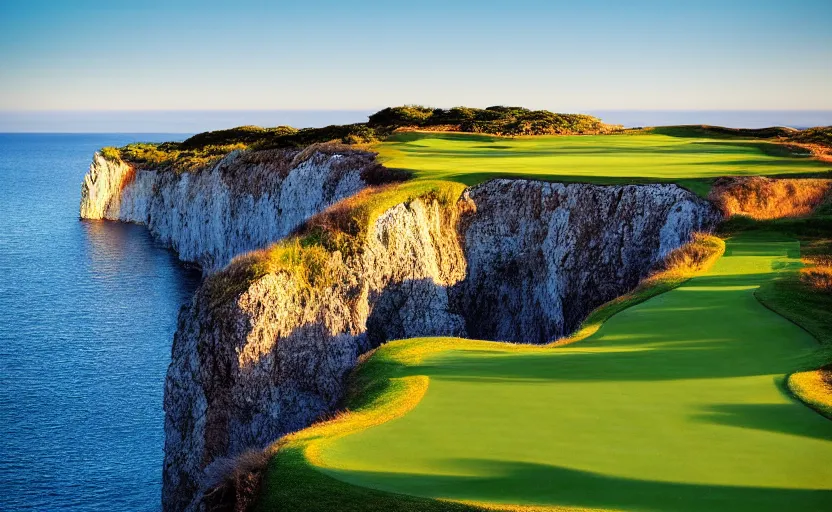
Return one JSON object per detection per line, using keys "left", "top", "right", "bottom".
{"left": 326, "top": 459, "right": 832, "bottom": 512}
{"left": 693, "top": 402, "right": 832, "bottom": 442}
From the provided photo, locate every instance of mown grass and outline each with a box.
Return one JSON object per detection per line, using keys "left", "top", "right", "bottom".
{"left": 283, "top": 234, "right": 832, "bottom": 512}
{"left": 756, "top": 269, "right": 832, "bottom": 419}
{"left": 253, "top": 234, "right": 728, "bottom": 512}
{"left": 552, "top": 234, "right": 725, "bottom": 347}
{"left": 372, "top": 131, "right": 832, "bottom": 196}
{"left": 724, "top": 217, "right": 832, "bottom": 419}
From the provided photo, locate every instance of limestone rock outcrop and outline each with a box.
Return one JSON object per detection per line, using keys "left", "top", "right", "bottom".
{"left": 80, "top": 149, "right": 720, "bottom": 511}
{"left": 80, "top": 149, "right": 373, "bottom": 272}
{"left": 161, "top": 179, "right": 719, "bottom": 511}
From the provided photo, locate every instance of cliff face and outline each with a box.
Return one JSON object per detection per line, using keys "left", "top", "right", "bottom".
{"left": 79, "top": 149, "right": 372, "bottom": 272}
{"left": 162, "top": 196, "right": 467, "bottom": 511}
{"left": 162, "top": 180, "right": 719, "bottom": 511}
{"left": 456, "top": 180, "right": 718, "bottom": 341}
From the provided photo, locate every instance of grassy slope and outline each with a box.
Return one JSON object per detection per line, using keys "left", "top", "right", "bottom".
{"left": 268, "top": 234, "right": 832, "bottom": 512}
{"left": 213, "top": 129, "right": 831, "bottom": 301}
{"left": 256, "top": 235, "right": 726, "bottom": 512}
{"left": 373, "top": 131, "right": 831, "bottom": 196}
{"left": 757, "top": 269, "right": 832, "bottom": 418}
{"left": 727, "top": 218, "right": 832, "bottom": 418}
{"left": 251, "top": 131, "right": 832, "bottom": 511}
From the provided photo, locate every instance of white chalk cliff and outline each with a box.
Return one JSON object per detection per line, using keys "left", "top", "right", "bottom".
{"left": 80, "top": 150, "right": 720, "bottom": 511}
{"left": 80, "top": 149, "right": 373, "bottom": 272}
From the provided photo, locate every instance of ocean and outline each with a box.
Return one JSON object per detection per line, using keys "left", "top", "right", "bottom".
{"left": 0, "top": 134, "right": 200, "bottom": 511}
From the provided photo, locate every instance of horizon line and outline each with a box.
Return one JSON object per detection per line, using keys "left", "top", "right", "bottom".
{"left": 4, "top": 108, "right": 832, "bottom": 113}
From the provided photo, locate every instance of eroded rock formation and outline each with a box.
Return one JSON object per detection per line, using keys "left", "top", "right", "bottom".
{"left": 80, "top": 149, "right": 375, "bottom": 272}
{"left": 80, "top": 149, "right": 721, "bottom": 511}
{"left": 161, "top": 180, "right": 719, "bottom": 511}
{"left": 456, "top": 180, "right": 719, "bottom": 341}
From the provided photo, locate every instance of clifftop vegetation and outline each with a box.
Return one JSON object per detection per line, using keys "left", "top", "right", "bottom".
{"left": 98, "top": 105, "right": 832, "bottom": 177}
{"left": 367, "top": 105, "right": 617, "bottom": 135}
{"left": 98, "top": 105, "right": 617, "bottom": 172}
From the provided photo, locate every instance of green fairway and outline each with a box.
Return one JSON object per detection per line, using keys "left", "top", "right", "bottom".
{"left": 375, "top": 132, "right": 830, "bottom": 192}
{"left": 313, "top": 235, "right": 832, "bottom": 511}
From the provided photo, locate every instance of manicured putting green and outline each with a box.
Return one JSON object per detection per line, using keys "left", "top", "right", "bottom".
{"left": 375, "top": 132, "right": 830, "bottom": 188}
{"left": 316, "top": 235, "right": 832, "bottom": 511}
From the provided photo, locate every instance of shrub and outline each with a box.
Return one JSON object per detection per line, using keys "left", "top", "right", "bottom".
{"left": 367, "top": 106, "right": 435, "bottom": 127}
{"left": 100, "top": 146, "right": 121, "bottom": 161}
{"left": 179, "top": 125, "right": 297, "bottom": 150}
{"left": 709, "top": 177, "right": 832, "bottom": 220}
{"left": 106, "top": 105, "right": 621, "bottom": 172}
{"left": 201, "top": 448, "right": 275, "bottom": 512}
{"left": 369, "top": 105, "right": 616, "bottom": 136}
{"left": 652, "top": 233, "right": 726, "bottom": 278}
{"left": 801, "top": 265, "right": 832, "bottom": 292}
{"left": 789, "top": 126, "right": 832, "bottom": 148}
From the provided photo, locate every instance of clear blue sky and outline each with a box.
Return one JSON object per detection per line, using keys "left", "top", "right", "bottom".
{"left": 1, "top": 0, "right": 830, "bottom": 112}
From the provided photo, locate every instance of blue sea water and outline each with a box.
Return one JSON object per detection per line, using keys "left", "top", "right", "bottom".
{"left": 0, "top": 134, "right": 201, "bottom": 511}
{"left": 1, "top": 110, "right": 830, "bottom": 133}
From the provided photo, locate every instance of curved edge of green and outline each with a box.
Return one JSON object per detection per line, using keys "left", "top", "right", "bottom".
{"left": 753, "top": 264, "right": 832, "bottom": 420}
{"left": 253, "top": 236, "right": 727, "bottom": 512}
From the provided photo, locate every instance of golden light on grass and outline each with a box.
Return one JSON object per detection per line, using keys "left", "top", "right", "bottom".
{"left": 553, "top": 233, "right": 725, "bottom": 347}
{"left": 247, "top": 233, "right": 726, "bottom": 512}
{"left": 788, "top": 369, "right": 832, "bottom": 418}
{"left": 709, "top": 177, "right": 832, "bottom": 220}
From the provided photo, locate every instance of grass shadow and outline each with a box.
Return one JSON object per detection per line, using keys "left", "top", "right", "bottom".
{"left": 325, "top": 458, "right": 832, "bottom": 512}
{"left": 693, "top": 402, "right": 832, "bottom": 442}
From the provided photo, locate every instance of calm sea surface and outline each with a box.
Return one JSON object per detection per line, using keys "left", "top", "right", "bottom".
{"left": 0, "top": 134, "right": 200, "bottom": 511}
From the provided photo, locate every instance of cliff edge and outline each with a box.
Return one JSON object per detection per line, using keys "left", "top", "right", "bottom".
{"left": 162, "top": 179, "right": 719, "bottom": 511}
{"left": 80, "top": 147, "right": 383, "bottom": 272}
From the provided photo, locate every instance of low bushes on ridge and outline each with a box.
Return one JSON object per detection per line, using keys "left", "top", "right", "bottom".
{"left": 98, "top": 105, "right": 621, "bottom": 172}
{"left": 368, "top": 105, "right": 618, "bottom": 136}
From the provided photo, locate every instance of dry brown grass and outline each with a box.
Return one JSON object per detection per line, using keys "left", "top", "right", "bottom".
{"left": 789, "top": 365, "right": 832, "bottom": 419}
{"left": 796, "top": 142, "right": 832, "bottom": 163}
{"left": 709, "top": 176, "right": 832, "bottom": 220}
{"left": 202, "top": 448, "right": 277, "bottom": 512}
{"left": 798, "top": 240, "right": 832, "bottom": 293}
{"left": 801, "top": 265, "right": 832, "bottom": 292}
{"left": 651, "top": 233, "right": 726, "bottom": 278}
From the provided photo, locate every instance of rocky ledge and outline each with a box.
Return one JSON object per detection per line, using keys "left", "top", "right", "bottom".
{"left": 80, "top": 147, "right": 384, "bottom": 272}
{"left": 161, "top": 178, "right": 720, "bottom": 511}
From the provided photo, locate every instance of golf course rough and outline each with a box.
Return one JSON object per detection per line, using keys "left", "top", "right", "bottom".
{"left": 308, "top": 235, "right": 832, "bottom": 512}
